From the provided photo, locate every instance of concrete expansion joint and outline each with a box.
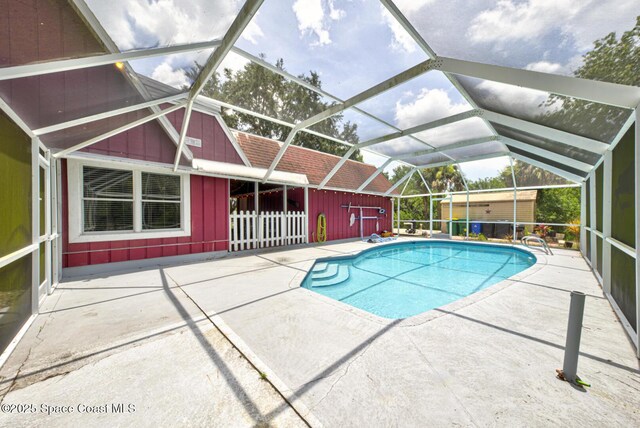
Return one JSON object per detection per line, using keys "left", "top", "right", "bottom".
{"left": 164, "top": 270, "right": 314, "bottom": 427}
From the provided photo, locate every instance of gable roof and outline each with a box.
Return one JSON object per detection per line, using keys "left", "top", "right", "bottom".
{"left": 234, "top": 132, "right": 396, "bottom": 194}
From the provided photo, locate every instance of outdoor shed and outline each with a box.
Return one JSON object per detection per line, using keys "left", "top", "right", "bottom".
{"left": 440, "top": 190, "right": 537, "bottom": 235}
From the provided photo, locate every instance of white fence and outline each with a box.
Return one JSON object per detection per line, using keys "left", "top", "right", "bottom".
{"left": 230, "top": 210, "right": 307, "bottom": 251}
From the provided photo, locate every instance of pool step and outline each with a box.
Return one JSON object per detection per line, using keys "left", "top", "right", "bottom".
{"left": 311, "top": 263, "right": 339, "bottom": 280}
{"left": 312, "top": 265, "right": 350, "bottom": 287}
{"left": 311, "top": 262, "right": 328, "bottom": 273}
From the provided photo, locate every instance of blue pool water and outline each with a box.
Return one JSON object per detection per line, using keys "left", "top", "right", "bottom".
{"left": 302, "top": 241, "right": 536, "bottom": 319}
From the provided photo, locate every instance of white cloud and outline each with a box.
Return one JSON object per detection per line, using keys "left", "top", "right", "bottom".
{"left": 395, "top": 88, "right": 470, "bottom": 128}
{"left": 242, "top": 15, "right": 265, "bottom": 45}
{"left": 380, "top": 88, "right": 494, "bottom": 156}
{"left": 467, "top": 0, "right": 581, "bottom": 44}
{"left": 392, "top": 0, "right": 435, "bottom": 14}
{"left": 87, "top": 0, "right": 245, "bottom": 49}
{"left": 219, "top": 51, "right": 250, "bottom": 74}
{"left": 380, "top": 6, "right": 416, "bottom": 53}
{"left": 151, "top": 62, "right": 190, "bottom": 88}
{"left": 525, "top": 61, "right": 566, "bottom": 74}
{"left": 291, "top": 0, "right": 345, "bottom": 46}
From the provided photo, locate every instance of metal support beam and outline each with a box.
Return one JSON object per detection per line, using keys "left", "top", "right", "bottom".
{"left": 580, "top": 181, "right": 587, "bottom": 255}
{"left": 602, "top": 150, "right": 612, "bottom": 294}
{"left": 318, "top": 146, "right": 357, "bottom": 189}
{"left": 231, "top": 45, "right": 449, "bottom": 157}
{"left": 415, "top": 152, "right": 507, "bottom": 169}
{"left": 509, "top": 156, "right": 518, "bottom": 243}
{"left": 0, "top": 40, "right": 221, "bottom": 80}
{"left": 635, "top": 106, "right": 640, "bottom": 357}
{"left": 416, "top": 169, "right": 432, "bottom": 194}
{"left": 481, "top": 110, "right": 608, "bottom": 154}
{"left": 510, "top": 152, "right": 584, "bottom": 184}
{"left": 357, "top": 110, "right": 481, "bottom": 149}
{"left": 189, "top": 0, "right": 264, "bottom": 100}
{"left": 31, "top": 137, "right": 39, "bottom": 315}
{"left": 400, "top": 169, "right": 415, "bottom": 196}
{"left": 395, "top": 136, "right": 498, "bottom": 161}
{"left": 264, "top": 59, "right": 436, "bottom": 182}
{"left": 385, "top": 168, "right": 416, "bottom": 196}
{"left": 379, "top": 0, "right": 501, "bottom": 142}
{"left": 173, "top": 99, "right": 195, "bottom": 171}
{"left": 54, "top": 102, "right": 187, "bottom": 158}
{"left": 33, "top": 93, "right": 188, "bottom": 136}
{"left": 438, "top": 56, "right": 640, "bottom": 109}
{"left": 500, "top": 136, "right": 594, "bottom": 173}
{"left": 357, "top": 159, "right": 393, "bottom": 192}
{"left": 70, "top": 0, "right": 193, "bottom": 161}
{"left": 589, "top": 171, "right": 597, "bottom": 269}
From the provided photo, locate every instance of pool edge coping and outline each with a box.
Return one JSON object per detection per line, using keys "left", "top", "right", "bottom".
{"left": 290, "top": 239, "right": 548, "bottom": 327}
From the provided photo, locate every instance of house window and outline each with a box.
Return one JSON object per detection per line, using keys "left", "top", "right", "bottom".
{"left": 68, "top": 160, "right": 190, "bottom": 243}
{"left": 141, "top": 172, "right": 181, "bottom": 230}
{"left": 83, "top": 167, "right": 134, "bottom": 232}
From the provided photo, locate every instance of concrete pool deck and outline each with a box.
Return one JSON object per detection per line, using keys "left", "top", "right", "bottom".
{"left": 1, "top": 239, "right": 639, "bottom": 426}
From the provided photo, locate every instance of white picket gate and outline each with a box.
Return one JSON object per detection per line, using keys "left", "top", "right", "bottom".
{"left": 229, "top": 210, "right": 306, "bottom": 251}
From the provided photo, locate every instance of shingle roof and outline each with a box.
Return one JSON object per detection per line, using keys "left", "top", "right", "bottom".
{"left": 234, "top": 131, "right": 395, "bottom": 194}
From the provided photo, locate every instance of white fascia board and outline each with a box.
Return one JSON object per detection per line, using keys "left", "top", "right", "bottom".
{"left": 438, "top": 56, "right": 640, "bottom": 109}
{"left": 482, "top": 110, "right": 609, "bottom": 154}
{"left": 192, "top": 158, "right": 308, "bottom": 186}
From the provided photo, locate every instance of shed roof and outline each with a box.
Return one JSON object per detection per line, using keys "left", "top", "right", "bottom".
{"left": 444, "top": 190, "right": 537, "bottom": 204}
{"left": 234, "top": 132, "right": 395, "bottom": 194}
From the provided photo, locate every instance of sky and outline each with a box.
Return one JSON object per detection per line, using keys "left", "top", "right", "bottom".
{"left": 86, "top": 0, "right": 639, "bottom": 181}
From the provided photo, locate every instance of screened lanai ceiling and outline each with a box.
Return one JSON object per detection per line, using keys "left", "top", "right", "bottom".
{"left": 2, "top": 0, "right": 640, "bottom": 191}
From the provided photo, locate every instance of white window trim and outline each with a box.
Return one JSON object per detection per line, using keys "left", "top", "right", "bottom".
{"left": 68, "top": 159, "right": 191, "bottom": 244}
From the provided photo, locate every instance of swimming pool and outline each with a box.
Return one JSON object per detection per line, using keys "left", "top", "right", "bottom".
{"left": 302, "top": 241, "right": 536, "bottom": 319}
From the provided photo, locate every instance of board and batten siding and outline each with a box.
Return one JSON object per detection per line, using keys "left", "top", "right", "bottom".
{"left": 62, "top": 161, "right": 229, "bottom": 268}
{"left": 304, "top": 189, "right": 392, "bottom": 242}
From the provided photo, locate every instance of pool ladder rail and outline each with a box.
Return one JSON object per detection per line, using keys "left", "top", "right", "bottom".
{"left": 309, "top": 263, "right": 351, "bottom": 287}
{"left": 520, "top": 235, "right": 553, "bottom": 255}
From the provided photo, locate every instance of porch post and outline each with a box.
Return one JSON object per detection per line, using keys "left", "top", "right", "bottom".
{"left": 282, "top": 185, "right": 287, "bottom": 245}
{"left": 304, "top": 186, "right": 309, "bottom": 244}
{"left": 449, "top": 195, "right": 452, "bottom": 239}
{"left": 580, "top": 181, "right": 587, "bottom": 255}
{"left": 589, "top": 172, "right": 597, "bottom": 270}
{"left": 634, "top": 106, "right": 640, "bottom": 357}
{"left": 603, "top": 150, "right": 612, "bottom": 294}
{"left": 429, "top": 195, "right": 433, "bottom": 238}
{"left": 254, "top": 181, "right": 260, "bottom": 248}
{"left": 31, "top": 137, "right": 39, "bottom": 314}
{"left": 396, "top": 197, "right": 401, "bottom": 235}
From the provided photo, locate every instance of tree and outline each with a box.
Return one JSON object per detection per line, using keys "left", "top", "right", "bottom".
{"left": 185, "top": 56, "right": 363, "bottom": 160}
{"left": 535, "top": 187, "right": 581, "bottom": 225}
{"left": 540, "top": 16, "right": 639, "bottom": 142}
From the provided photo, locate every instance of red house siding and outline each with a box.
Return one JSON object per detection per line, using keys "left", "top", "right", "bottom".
{"left": 235, "top": 188, "right": 393, "bottom": 243}
{"left": 306, "top": 189, "right": 392, "bottom": 242}
{"left": 62, "top": 162, "right": 229, "bottom": 268}
{"left": 166, "top": 109, "right": 244, "bottom": 165}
